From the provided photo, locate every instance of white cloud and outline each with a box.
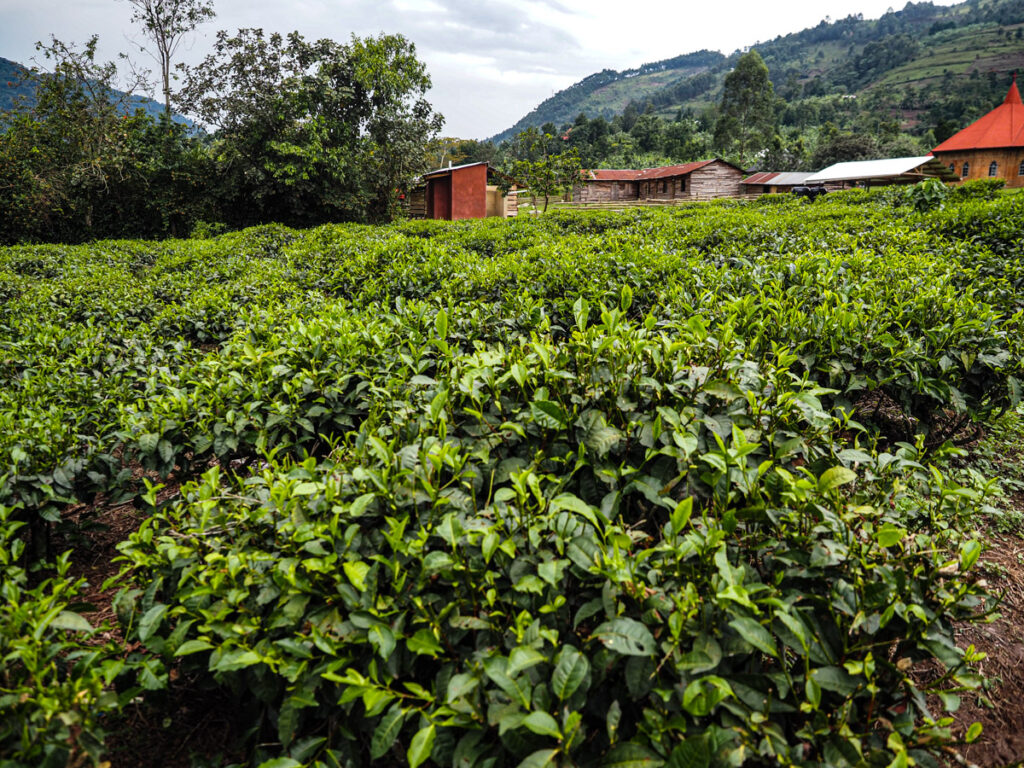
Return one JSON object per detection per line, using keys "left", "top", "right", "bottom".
{"left": 0, "top": 0, "right": 963, "bottom": 138}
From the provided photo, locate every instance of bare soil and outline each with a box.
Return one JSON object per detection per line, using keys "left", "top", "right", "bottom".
{"left": 944, "top": 494, "right": 1024, "bottom": 768}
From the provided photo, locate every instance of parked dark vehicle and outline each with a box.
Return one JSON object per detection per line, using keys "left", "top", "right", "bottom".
{"left": 792, "top": 185, "right": 829, "bottom": 200}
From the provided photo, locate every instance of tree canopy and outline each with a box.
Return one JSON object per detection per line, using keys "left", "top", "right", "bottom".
{"left": 124, "top": 0, "right": 215, "bottom": 115}
{"left": 177, "top": 29, "right": 443, "bottom": 226}
{"left": 713, "top": 49, "right": 777, "bottom": 166}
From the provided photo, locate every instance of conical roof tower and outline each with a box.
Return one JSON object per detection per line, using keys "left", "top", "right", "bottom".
{"left": 933, "top": 75, "right": 1024, "bottom": 152}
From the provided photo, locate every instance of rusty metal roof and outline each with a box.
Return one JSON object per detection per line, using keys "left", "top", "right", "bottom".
{"left": 636, "top": 161, "right": 714, "bottom": 180}
{"left": 585, "top": 159, "right": 740, "bottom": 183}
{"left": 589, "top": 169, "right": 640, "bottom": 181}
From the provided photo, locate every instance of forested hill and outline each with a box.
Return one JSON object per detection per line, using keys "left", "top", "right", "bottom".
{"left": 490, "top": 0, "right": 1024, "bottom": 143}
{"left": 0, "top": 56, "right": 193, "bottom": 127}
{"left": 493, "top": 50, "right": 725, "bottom": 144}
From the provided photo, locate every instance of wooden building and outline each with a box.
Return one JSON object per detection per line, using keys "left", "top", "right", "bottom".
{"left": 573, "top": 159, "right": 744, "bottom": 203}
{"left": 931, "top": 76, "right": 1024, "bottom": 188}
{"left": 574, "top": 170, "right": 639, "bottom": 203}
{"left": 408, "top": 162, "right": 517, "bottom": 221}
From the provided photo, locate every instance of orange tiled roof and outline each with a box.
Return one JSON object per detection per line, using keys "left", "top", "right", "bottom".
{"left": 933, "top": 77, "right": 1024, "bottom": 153}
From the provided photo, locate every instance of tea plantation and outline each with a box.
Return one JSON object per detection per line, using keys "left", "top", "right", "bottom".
{"left": 2, "top": 188, "right": 1023, "bottom": 768}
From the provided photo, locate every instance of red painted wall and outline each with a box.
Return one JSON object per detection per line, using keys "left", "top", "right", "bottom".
{"left": 451, "top": 165, "right": 487, "bottom": 220}
{"left": 424, "top": 164, "right": 488, "bottom": 221}
{"left": 427, "top": 176, "right": 452, "bottom": 220}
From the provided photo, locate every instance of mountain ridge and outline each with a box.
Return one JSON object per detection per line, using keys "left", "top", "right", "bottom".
{"left": 490, "top": 0, "right": 1024, "bottom": 143}
{"left": 1, "top": 56, "right": 194, "bottom": 128}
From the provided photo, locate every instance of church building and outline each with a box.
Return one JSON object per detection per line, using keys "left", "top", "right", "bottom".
{"left": 931, "top": 76, "right": 1024, "bottom": 188}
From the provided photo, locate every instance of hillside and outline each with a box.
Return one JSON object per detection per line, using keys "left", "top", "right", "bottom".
{"left": 491, "top": 0, "right": 1024, "bottom": 143}
{"left": 495, "top": 50, "right": 724, "bottom": 142}
{"left": 1, "top": 56, "right": 193, "bottom": 128}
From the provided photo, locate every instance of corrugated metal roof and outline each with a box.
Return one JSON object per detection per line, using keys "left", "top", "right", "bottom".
{"left": 422, "top": 161, "right": 489, "bottom": 179}
{"left": 590, "top": 169, "right": 640, "bottom": 181}
{"left": 805, "top": 156, "right": 946, "bottom": 183}
{"left": 742, "top": 172, "right": 779, "bottom": 185}
{"left": 743, "top": 171, "right": 812, "bottom": 186}
{"left": 636, "top": 160, "right": 714, "bottom": 180}
{"left": 933, "top": 77, "right": 1024, "bottom": 152}
{"left": 584, "top": 159, "right": 741, "bottom": 182}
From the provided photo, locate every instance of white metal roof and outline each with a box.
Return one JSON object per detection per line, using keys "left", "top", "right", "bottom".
{"left": 767, "top": 172, "right": 813, "bottom": 186}
{"left": 805, "top": 156, "right": 940, "bottom": 183}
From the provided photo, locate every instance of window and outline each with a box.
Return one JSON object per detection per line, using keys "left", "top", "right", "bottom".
{"left": 948, "top": 163, "right": 955, "bottom": 174}
{"left": 660, "top": 181, "right": 667, "bottom": 194}
{"left": 1019, "top": 159, "right": 1024, "bottom": 176}
{"left": 989, "top": 161, "right": 999, "bottom": 177}
{"left": 961, "top": 162, "right": 969, "bottom": 178}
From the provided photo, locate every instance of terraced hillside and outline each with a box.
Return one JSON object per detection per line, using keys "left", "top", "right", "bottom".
{"left": 492, "top": 0, "right": 1024, "bottom": 142}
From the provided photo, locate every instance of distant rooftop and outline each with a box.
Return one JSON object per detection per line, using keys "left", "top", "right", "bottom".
{"left": 742, "top": 171, "right": 813, "bottom": 186}
{"left": 806, "top": 156, "right": 957, "bottom": 184}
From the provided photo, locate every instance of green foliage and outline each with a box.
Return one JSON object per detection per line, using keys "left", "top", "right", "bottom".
{"left": 176, "top": 29, "right": 443, "bottom": 227}
{"left": 1, "top": 29, "right": 443, "bottom": 243}
{"left": 2, "top": 194, "right": 1022, "bottom": 765}
{"left": 713, "top": 50, "right": 776, "bottom": 165}
{"left": 0, "top": 507, "right": 135, "bottom": 767}
{"left": 0, "top": 38, "right": 212, "bottom": 244}
{"left": 501, "top": 131, "right": 584, "bottom": 213}
{"left": 949, "top": 178, "right": 1007, "bottom": 202}
{"left": 884, "top": 178, "right": 951, "bottom": 212}
{"left": 490, "top": 0, "right": 1024, "bottom": 152}
{"left": 117, "top": 301, "right": 988, "bottom": 767}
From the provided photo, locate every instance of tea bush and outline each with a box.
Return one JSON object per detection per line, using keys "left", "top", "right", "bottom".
{"left": 118, "top": 303, "right": 989, "bottom": 768}
{"left": 1, "top": 193, "right": 1020, "bottom": 766}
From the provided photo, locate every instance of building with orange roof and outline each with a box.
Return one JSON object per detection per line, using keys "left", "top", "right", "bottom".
{"left": 931, "top": 75, "right": 1024, "bottom": 188}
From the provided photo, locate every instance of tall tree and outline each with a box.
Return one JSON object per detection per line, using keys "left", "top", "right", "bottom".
{"left": 124, "top": 0, "right": 215, "bottom": 115}
{"left": 177, "top": 29, "right": 442, "bottom": 225}
{"left": 713, "top": 49, "right": 776, "bottom": 166}
{"left": 1, "top": 37, "right": 141, "bottom": 240}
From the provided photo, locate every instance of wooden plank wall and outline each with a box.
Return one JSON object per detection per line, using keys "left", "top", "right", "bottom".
{"left": 686, "top": 163, "right": 743, "bottom": 198}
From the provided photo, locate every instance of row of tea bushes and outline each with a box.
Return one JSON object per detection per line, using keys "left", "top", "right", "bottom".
{"left": 118, "top": 303, "right": 988, "bottom": 768}
{"left": 1, "top": 191, "right": 1019, "bottom": 766}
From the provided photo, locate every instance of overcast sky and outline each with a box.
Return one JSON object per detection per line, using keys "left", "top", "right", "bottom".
{"left": 0, "top": 0, "right": 961, "bottom": 138}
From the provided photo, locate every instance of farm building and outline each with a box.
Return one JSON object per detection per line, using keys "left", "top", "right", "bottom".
{"left": 573, "top": 159, "right": 744, "bottom": 203}
{"left": 741, "top": 171, "right": 817, "bottom": 195}
{"left": 408, "top": 162, "right": 517, "bottom": 220}
{"left": 573, "top": 170, "right": 639, "bottom": 203}
{"left": 805, "top": 156, "right": 958, "bottom": 188}
{"left": 931, "top": 76, "right": 1024, "bottom": 188}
